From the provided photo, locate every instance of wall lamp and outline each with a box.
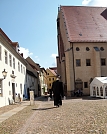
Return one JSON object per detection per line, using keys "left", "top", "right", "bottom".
{"left": 2, "top": 69, "right": 7, "bottom": 79}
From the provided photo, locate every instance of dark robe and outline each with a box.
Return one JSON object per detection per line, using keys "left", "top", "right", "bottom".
{"left": 51, "top": 80, "right": 64, "bottom": 106}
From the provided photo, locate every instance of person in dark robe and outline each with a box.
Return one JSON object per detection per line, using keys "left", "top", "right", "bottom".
{"left": 51, "top": 75, "right": 64, "bottom": 107}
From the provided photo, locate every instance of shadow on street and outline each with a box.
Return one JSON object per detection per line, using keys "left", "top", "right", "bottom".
{"left": 34, "top": 95, "right": 103, "bottom": 102}
{"left": 32, "top": 107, "right": 57, "bottom": 111}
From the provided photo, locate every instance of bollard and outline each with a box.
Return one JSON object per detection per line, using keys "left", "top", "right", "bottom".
{"left": 30, "top": 91, "right": 34, "bottom": 105}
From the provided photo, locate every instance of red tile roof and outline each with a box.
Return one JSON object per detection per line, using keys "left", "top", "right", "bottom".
{"left": 49, "top": 69, "right": 57, "bottom": 76}
{"left": 60, "top": 6, "right": 107, "bottom": 42}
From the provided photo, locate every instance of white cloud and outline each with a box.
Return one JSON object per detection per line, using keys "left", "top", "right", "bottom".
{"left": 51, "top": 54, "right": 57, "bottom": 58}
{"left": 82, "top": 0, "right": 91, "bottom": 5}
{"left": 51, "top": 54, "right": 57, "bottom": 67}
{"left": 19, "top": 47, "right": 33, "bottom": 58}
{"left": 82, "top": 0, "right": 107, "bottom": 6}
{"left": 35, "top": 56, "right": 40, "bottom": 62}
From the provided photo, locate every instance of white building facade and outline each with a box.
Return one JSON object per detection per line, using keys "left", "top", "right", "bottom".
{"left": 0, "top": 29, "right": 26, "bottom": 107}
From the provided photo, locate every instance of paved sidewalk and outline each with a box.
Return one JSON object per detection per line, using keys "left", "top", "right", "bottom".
{"left": 0, "top": 96, "right": 45, "bottom": 124}
{"left": 0, "top": 101, "right": 30, "bottom": 124}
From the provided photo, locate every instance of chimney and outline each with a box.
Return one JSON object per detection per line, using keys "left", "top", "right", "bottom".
{"left": 20, "top": 53, "right": 23, "bottom": 57}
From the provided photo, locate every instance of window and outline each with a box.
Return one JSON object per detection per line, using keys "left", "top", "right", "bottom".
{"left": 13, "top": 57, "right": 15, "bottom": 69}
{"left": 94, "top": 47, "right": 99, "bottom": 51}
{"left": 84, "top": 82, "right": 88, "bottom": 88}
{"left": 0, "top": 45, "right": 1, "bottom": 60}
{"left": 5, "top": 50, "right": 8, "bottom": 64}
{"left": 0, "top": 80, "right": 2, "bottom": 97}
{"left": 18, "top": 62, "right": 20, "bottom": 72}
{"left": 100, "top": 47, "right": 104, "bottom": 51}
{"left": 76, "top": 47, "right": 80, "bottom": 51}
{"left": 76, "top": 59, "right": 81, "bottom": 66}
{"left": 101, "top": 58, "right": 106, "bottom": 66}
{"left": 53, "top": 78, "right": 54, "bottom": 81}
{"left": 49, "top": 78, "right": 51, "bottom": 81}
{"left": 48, "top": 73, "right": 49, "bottom": 75}
{"left": 49, "top": 83, "right": 51, "bottom": 87}
{"left": 23, "top": 67, "right": 25, "bottom": 74}
{"left": 12, "top": 70, "right": 14, "bottom": 74}
{"left": 86, "top": 47, "right": 90, "bottom": 51}
{"left": 86, "top": 59, "right": 91, "bottom": 66}
{"left": 20, "top": 84, "right": 22, "bottom": 94}
{"left": 21, "top": 65, "right": 22, "bottom": 73}
{"left": 9, "top": 54, "right": 12, "bottom": 67}
{"left": 32, "top": 82, "right": 34, "bottom": 86}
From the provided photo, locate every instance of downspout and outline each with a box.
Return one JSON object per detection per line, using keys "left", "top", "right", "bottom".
{"left": 71, "top": 42, "right": 75, "bottom": 91}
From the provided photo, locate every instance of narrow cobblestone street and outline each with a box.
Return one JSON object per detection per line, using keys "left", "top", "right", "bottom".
{"left": 14, "top": 96, "right": 107, "bottom": 134}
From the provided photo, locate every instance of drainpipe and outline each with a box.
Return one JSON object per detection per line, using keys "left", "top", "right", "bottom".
{"left": 71, "top": 42, "right": 76, "bottom": 91}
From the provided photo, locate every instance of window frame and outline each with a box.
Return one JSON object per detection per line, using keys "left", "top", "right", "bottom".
{"left": 18, "top": 62, "right": 20, "bottom": 72}
{"left": 76, "top": 59, "right": 81, "bottom": 67}
{"left": 23, "top": 66, "right": 25, "bottom": 74}
{"left": 13, "top": 57, "right": 15, "bottom": 69}
{"left": 84, "top": 82, "right": 88, "bottom": 88}
{"left": 20, "top": 84, "right": 22, "bottom": 94}
{"left": 86, "top": 59, "right": 91, "bottom": 66}
{"left": 101, "top": 58, "right": 106, "bottom": 66}
{"left": 5, "top": 50, "right": 8, "bottom": 64}
{"left": 9, "top": 54, "right": 12, "bottom": 67}
{"left": 76, "top": 47, "right": 80, "bottom": 51}
{"left": 21, "top": 64, "right": 23, "bottom": 73}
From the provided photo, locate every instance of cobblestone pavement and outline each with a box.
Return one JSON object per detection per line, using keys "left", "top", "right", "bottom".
{"left": 15, "top": 97, "right": 107, "bottom": 134}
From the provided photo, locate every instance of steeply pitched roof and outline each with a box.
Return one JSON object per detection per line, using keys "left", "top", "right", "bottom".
{"left": 0, "top": 28, "right": 26, "bottom": 65}
{"left": 26, "top": 57, "right": 40, "bottom": 71}
{"left": 49, "top": 69, "right": 57, "bottom": 76}
{"left": 26, "top": 69, "right": 37, "bottom": 78}
{"left": 60, "top": 6, "right": 107, "bottom": 42}
{"left": 0, "top": 28, "right": 19, "bottom": 47}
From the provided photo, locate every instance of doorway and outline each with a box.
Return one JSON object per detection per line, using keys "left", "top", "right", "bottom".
{"left": 75, "top": 78, "right": 83, "bottom": 90}
{"left": 12, "top": 83, "right": 15, "bottom": 101}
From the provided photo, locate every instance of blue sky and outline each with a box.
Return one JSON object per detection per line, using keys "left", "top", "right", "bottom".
{"left": 0, "top": 0, "right": 107, "bottom": 69}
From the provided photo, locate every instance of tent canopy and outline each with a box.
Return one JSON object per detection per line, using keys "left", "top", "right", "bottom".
{"left": 90, "top": 77, "right": 107, "bottom": 98}
{"left": 90, "top": 77, "right": 107, "bottom": 87}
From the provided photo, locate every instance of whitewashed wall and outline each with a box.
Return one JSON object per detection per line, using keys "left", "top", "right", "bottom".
{"left": 0, "top": 42, "right": 26, "bottom": 107}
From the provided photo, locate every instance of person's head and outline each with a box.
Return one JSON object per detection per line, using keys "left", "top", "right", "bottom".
{"left": 56, "top": 75, "right": 61, "bottom": 80}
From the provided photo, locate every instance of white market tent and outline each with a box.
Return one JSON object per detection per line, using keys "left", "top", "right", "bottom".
{"left": 90, "top": 77, "right": 107, "bottom": 98}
